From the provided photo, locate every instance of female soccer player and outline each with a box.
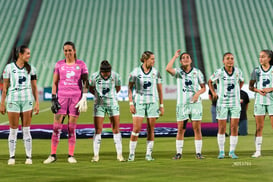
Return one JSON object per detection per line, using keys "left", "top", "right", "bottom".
{"left": 249, "top": 50, "right": 273, "bottom": 158}
{"left": 208, "top": 52, "right": 244, "bottom": 159}
{"left": 90, "top": 60, "right": 125, "bottom": 162}
{"left": 43, "top": 41, "right": 89, "bottom": 164}
{"left": 166, "top": 50, "right": 206, "bottom": 159}
{"left": 0, "top": 45, "right": 39, "bottom": 165}
{"left": 127, "top": 51, "right": 164, "bottom": 161}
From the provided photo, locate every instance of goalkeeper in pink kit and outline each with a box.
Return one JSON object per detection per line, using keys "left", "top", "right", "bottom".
{"left": 44, "top": 41, "right": 89, "bottom": 164}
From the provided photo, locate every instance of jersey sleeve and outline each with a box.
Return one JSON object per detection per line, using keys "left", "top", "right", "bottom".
{"left": 250, "top": 67, "right": 259, "bottom": 81}
{"left": 115, "top": 72, "right": 121, "bottom": 86}
{"left": 30, "top": 65, "right": 37, "bottom": 76}
{"left": 53, "top": 62, "right": 60, "bottom": 75}
{"left": 173, "top": 68, "right": 181, "bottom": 78}
{"left": 2, "top": 64, "right": 10, "bottom": 79}
{"left": 128, "top": 70, "right": 136, "bottom": 83}
{"left": 81, "top": 61, "right": 89, "bottom": 74}
{"left": 238, "top": 68, "right": 244, "bottom": 82}
{"left": 157, "top": 70, "right": 163, "bottom": 84}
{"left": 210, "top": 69, "right": 220, "bottom": 83}
{"left": 198, "top": 69, "right": 205, "bottom": 84}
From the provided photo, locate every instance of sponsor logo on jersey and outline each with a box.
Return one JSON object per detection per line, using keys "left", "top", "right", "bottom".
{"left": 102, "top": 88, "right": 110, "bottom": 95}
{"left": 227, "top": 83, "right": 235, "bottom": 91}
{"left": 262, "top": 78, "right": 270, "bottom": 87}
{"left": 143, "top": 81, "right": 151, "bottom": 89}
{"left": 66, "top": 71, "right": 75, "bottom": 78}
{"left": 18, "top": 76, "right": 26, "bottom": 84}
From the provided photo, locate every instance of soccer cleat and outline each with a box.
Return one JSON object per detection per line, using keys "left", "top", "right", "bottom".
{"left": 229, "top": 151, "right": 238, "bottom": 159}
{"left": 145, "top": 155, "right": 155, "bottom": 161}
{"left": 117, "top": 154, "right": 126, "bottom": 162}
{"left": 25, "top": 158, "right": 32, "bottom": 165}
{"left": 251, "top": 151, "right": 261, "bottom": 158}
{"left": 217, "top": 151, "right": 225, "bottom": 159}
{"left": 127, "top": 154, "right": 135, "bottom": 162}
{"left": 68, "top": 156, "right": 77, "bottom": 163}
{"left": 195, "top": 153, "right": 205, "bottom": 159}
{"left": 172, "top": 153, "right": 182, "bottom": 160}
{"left": 91, "top": 155, "right": 99, "bottom": 162}
{"left": 8, "top": 158, "right": 15, "bottom": 165}
{"left": 43, "top": 155, "right": 57, "bottom": 164}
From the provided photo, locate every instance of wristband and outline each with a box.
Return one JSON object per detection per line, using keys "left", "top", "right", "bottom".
{"left": 160, "top": 104, "right": 164, "bottom": 108}
{"left": 129, "top": 102, "right": 134, "bottom": 106}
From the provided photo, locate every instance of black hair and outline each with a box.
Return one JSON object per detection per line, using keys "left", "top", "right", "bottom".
{"left": 63, "top": 41, "right": 77, "bottom": 59}
{"left": 140, "top": 51, "right": 154, "bottom": 63}
{"left": 179, "top": 52, "right": 192, "bottom": 60}
{"left": 14, "top": 45, "right": 31, "bottom": 74}
{"left": 223, "top": 52, "right": 233, "bottom": 60}
{"left": 261, "top": 50, "right": 273, "bottom": 65}
{"left": 100, "top": 60, "right": 112, "bottom": 72}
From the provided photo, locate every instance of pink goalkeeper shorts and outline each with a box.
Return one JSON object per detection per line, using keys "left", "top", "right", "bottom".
{"left": 57, "top": 97, "right": 81, "bottom": 117}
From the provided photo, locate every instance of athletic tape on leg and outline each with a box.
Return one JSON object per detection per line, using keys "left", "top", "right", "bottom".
{"left": 131, "top": 132, "right": 139, "bottom": 136}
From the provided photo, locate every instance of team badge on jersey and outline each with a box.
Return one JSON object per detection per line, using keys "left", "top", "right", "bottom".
{"left": 76, "top": 65, "right": 80, "bottom": 70}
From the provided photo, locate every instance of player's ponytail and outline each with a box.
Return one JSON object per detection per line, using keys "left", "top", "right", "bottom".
{"left": 14, "top": 45, "right": 31, "bottom": 74}
{"left": 63, "top": 41, "right": 77, "bottom": 60}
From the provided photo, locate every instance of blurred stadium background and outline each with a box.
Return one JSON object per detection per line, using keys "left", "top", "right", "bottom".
{"left": 1, "top": 1, "right": 273, "bottom": 181}
{"left": 1, "top": 0, "right": 272, "bottom": 99}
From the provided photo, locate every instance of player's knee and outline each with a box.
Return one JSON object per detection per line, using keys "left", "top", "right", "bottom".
{"left": 53, "top": 122, "right": 63, "bottom": 133}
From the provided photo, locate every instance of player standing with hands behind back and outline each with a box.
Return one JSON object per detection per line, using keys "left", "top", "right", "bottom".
{"left": 0, "top": 45, "right": 39, "bottom": 165}
{"left": 44, "top": 41, "right": 89, "bottom": 164}
{"left": 208, "top": 52, "right": 244, "bottom": 159}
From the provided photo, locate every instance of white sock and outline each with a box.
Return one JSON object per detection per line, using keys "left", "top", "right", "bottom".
{"left": 146, "top": 140, "right": 154, "bottom": 156}
{"left": 93, "top": 134, "right": 101, "bottom": 156}
{"left": 229, "top": 136, "right": 238, "bottom": 152}
{"left": 217, "top": 134, "right": 225, "bottom": 152}
{"left": 255, "top": 136, "right": 262, "bottom": 153}
{"left": 113, "top": 133, "right": 122, "bottom": 155}
{"left": 195, "top": 140, "right": 202, "bottom": 154}
{"left": 22, "top": 127, "right": 32, "bottom": 158}
{"left": 176, "top": 140, "right": 184, "bottom": 154}
{"left": 129, "top": 141, "right": 137, "bottom": 155}
{"left": 8, "top": 128, "right": 18, "bottom": 158}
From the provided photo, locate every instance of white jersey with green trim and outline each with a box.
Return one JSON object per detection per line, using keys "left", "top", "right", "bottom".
{"left": 90, "top": 71, "right": 121, "bottom": 106}
{"left": 2, "top": 62, "right": 37, "bottom": 102}
{"left": 210, "top": 67, "right": 244, "bottom": 107}
{"left": 174, "top": 67, "right": 205, "bottom": 105}
{"left": 129, "top": 65, "right": 162, "bottom": 104}
{"left": 251, "top": 65, "right": 273, "bottom": 105}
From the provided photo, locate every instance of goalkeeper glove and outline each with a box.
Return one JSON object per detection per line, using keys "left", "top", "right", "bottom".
{"left": 75, "top": 93, "right": 88, "bottom": 112}
{"left": 51, "top": 94, "right": 61, "bottom": 114}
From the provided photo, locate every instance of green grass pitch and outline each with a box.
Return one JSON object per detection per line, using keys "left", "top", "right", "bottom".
{"left": 0, "top": 100, "right": 273, "bottom": 181}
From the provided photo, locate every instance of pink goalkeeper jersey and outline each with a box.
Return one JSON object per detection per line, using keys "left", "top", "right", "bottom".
{"left": 54, "top": 59, "right": 88, "bottom": 98}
